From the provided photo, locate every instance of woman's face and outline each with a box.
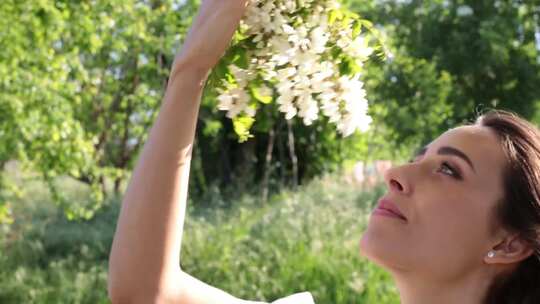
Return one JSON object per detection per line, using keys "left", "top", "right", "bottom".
{"left": 359, "top": 125, "right": 508, "bottom": 281}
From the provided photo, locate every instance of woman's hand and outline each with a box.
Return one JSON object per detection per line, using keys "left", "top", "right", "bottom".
{"left": 173, "top": 0, "right": 249, "bottom": 76}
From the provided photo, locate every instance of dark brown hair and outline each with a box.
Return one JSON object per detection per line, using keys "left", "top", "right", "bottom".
{"left": 474, "top": 110, "right": 540, "bottom": 303}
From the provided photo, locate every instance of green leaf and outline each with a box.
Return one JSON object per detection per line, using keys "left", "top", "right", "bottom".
{"left": 250, "top": 86, "right": 273, "bottom": 104}
{"left": 234, "top": 30, "right": 247, "bottom": 42}
{"left": 342, "top": 16, "right": 351, "bottom": 27}
{"left": 358, "top": 19, "right": 374, "bottom": 31}
{"left": 232, "top": 116, "right": 255, "bottom": 143}
{"left": 329, "top": 10, "right": 343, "bottom": 25}
{"left": 352, "top": 20, "right": 362, "bottom": 37}
{"left": 202, "top": 120, "right": 222, "bottom": 137}
{"left": 225, "top": 71, "right": 236, "bottom": 84}
{"left": 232, "top": 47, "right": 249, "bottom": 69}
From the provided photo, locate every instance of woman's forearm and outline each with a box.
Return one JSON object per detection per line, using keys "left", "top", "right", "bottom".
{"left": 108, "top": 66, "right": 208, "bottom": 301}
{"left": 108, "top": 0, "right": 248, "bottom": 301}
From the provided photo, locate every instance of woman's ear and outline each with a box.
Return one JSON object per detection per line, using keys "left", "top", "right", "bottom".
{"left": 484, "top": 233, "right": 535, "bottom": 265}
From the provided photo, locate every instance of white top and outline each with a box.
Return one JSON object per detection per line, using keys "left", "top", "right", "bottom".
{"left": 271, "top": 292, "right": 315, "bottom": 304}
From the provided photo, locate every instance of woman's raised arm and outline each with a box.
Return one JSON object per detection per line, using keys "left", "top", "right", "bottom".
{"left": 107, "top": 1, "right": 259, "bottom": 303}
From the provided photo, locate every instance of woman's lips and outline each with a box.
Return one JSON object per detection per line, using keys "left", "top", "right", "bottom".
{"left": 373, "top": 198, "right": 408, "bottom": 222}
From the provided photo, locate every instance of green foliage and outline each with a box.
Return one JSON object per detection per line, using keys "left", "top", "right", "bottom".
{"left": 0, "top": 0, "right": 197, "bottom": 219}
{"left": 0, "top": 171, "right": 397, "bottom": 303}
{"left": 251, "top": 86, "right": 273, "bottom": 105}
{"left": 348, "top": 0, "right": 540, "bottom": 157}
{"left": 182, "top": 174, "right": 396, "bottom": 303}
{"left": 366, "top": 56, "right": 454, "bottom": 158}
{"left": 233, "top": 116, "right": 256, "bottom": 143}
{"left": 223, "top": 0, "right": 540, "bottom": 171}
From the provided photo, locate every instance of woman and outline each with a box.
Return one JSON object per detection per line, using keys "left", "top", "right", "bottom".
{"left": 107, "top": 1, "right": 540, "bottom": 303}
{"left": 361, "top": 112, "right": 540, "bottom": 303}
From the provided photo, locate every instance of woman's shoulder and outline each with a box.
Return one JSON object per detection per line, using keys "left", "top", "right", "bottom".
{"left": 271, "top": 292, "right": 315, "bottom": 304}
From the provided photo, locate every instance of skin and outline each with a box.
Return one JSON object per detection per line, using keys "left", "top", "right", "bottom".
{"left": 359, "top": 125, "right": 534, "bottom": 304}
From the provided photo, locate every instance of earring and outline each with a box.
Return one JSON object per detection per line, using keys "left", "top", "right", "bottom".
{"left": 487, "top": 251, "right": 496, "bottom": 258}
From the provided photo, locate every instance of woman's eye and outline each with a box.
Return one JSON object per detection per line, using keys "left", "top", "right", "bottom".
{"left": 409, "top": 157, "right": 462, "bottom": 180}
{"left": 439, "top": 162, "right": 461, "bottom": 179}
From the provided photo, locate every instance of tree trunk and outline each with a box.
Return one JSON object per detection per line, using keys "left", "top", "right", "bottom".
{"left": 114, "top": 177, "right": 123, "bottom": 195}
{"left": 276, "top": 119, "right": 286, "bottom": 188}
{"left": 192, "top": 138, "right": 207, "bottom": 195}
{"left": 99, "top": 175, "right": 107, "bottom": 200}
{"left": 73, "top": 173, "right": 94, "bottom": 185}
{"left": 235, "top": 138, "right": 256, "bottom": 194}
{"left": 261, "top": 127, "right": 275, "bottom": 203}
{"left": 287, "top": 119, "right": 298, "bottom": 189}
{"left": 219, "top": 129, "right": 233, "bottom": 187}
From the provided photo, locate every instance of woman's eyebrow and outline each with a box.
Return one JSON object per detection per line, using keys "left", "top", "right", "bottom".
{"left": 414, "top": 145, "right": 476, "bottom": 173}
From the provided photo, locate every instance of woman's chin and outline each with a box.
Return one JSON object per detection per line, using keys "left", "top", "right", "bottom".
{"left": 359, "top": 225, "right": 406, "bottom": 271}
{"left": 359, "top": 228, "right": 382, "bottom": 263}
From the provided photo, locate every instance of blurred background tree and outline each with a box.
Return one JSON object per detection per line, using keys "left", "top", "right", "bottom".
{"left": 0, "top": 0, "right": 198, "bottom": 219}
{"left": 352, "top": 0, "right": 540, "bottom": 150}
{"left": 0, "top": 0, "right": 539, "bottom": 221}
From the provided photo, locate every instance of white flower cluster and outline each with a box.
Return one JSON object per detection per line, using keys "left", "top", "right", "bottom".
{"left": 217, "top": 0, "right": 374, "bottom": 136}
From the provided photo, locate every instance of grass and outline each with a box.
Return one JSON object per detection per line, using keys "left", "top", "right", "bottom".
{"left": 0, "top": 167, "right": 399, "bottom": 304}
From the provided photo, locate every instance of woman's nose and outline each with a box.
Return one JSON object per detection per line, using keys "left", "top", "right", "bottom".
{"left": 383, "top": 165, "right": 412, "bottom": 195}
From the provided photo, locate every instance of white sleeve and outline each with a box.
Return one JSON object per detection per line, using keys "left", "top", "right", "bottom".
{"left": 271, "top": 292, "right": 315, "bottom": 304}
